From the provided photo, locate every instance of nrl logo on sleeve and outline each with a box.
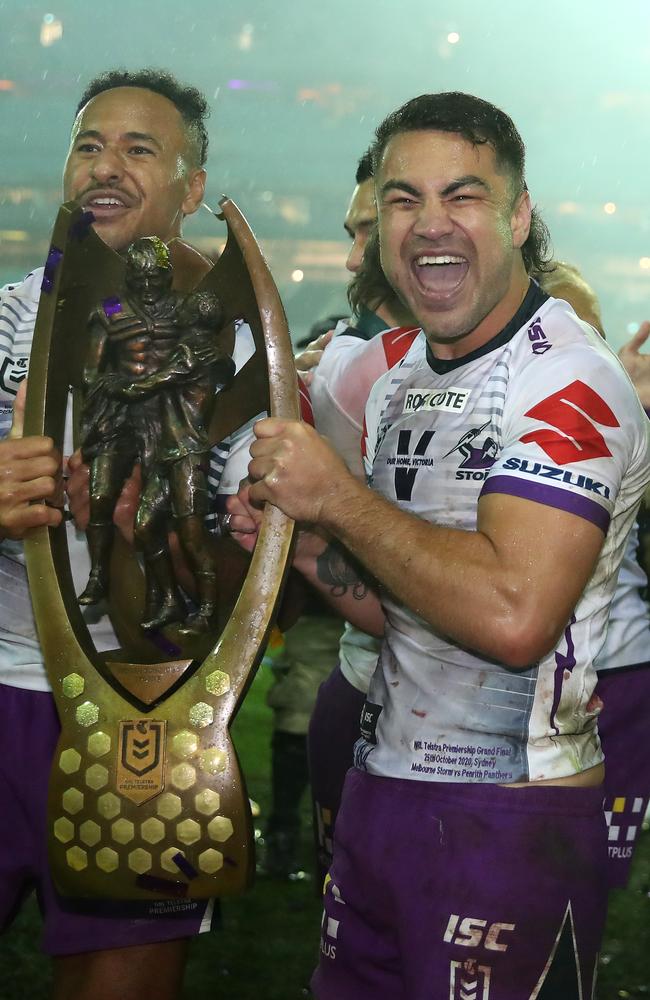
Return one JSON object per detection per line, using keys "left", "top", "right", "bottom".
{"left": 403, "top": 386, "right": 471, "bottom": 414}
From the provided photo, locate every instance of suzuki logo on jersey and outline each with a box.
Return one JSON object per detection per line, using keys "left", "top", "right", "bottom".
{"left": 502, "top": 456, "right": 611, "bottom": 499}
{"left": 403, "top": 386, "right": 471, "bottom": 414}
{"left": 527, "top": 316, "right": 552, "bottom": 355}
{"left": 444, "top": 421, "right": 498, "bottom": 482}
{"left": 444, "top": 914, "right": 515, "bottom": 952}
{"left": 391, "top": 429, "right": 436, "bottom": 501}
{"left": 520, "top": 380, "right": 619, "bottom": 465}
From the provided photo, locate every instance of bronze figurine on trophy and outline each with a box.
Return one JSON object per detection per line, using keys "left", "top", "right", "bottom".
{"left": 78, "top": 236, "right": 234, "bottom": 634}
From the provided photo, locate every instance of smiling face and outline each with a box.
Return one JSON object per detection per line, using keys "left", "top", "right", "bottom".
{"left": 376, "top": 129, "right": 531, "bottom": 358}
{"left": 63, "top": 86, "right": 206, "bottom": 252}
{"left": 344, "top": 178, "right": 377, "bottom": 274}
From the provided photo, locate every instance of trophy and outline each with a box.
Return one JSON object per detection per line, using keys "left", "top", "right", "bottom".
{"left": 23, "top": 198, "right": 300, "bottom": 901}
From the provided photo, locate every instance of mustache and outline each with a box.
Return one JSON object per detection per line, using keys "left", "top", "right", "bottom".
{"left": 76, "top": 185, "right": 136, "bottom": 207}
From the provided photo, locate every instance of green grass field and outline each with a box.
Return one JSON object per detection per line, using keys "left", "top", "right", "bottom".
{"left": 2, "top": 666, "right": 649, "bottom": 998}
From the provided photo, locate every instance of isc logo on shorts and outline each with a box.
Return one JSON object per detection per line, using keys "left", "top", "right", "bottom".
{"left": 443, "top": 914, "right": 515, "bottom": 952}
{"left": 403, "top": 386, "right": 471, "bottom": 414}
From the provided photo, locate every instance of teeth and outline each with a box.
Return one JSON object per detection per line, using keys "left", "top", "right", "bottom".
{"left": 415, "top": 255, "right": 465, "bottom": 265}
{"left": 90, "top": 197, "right": 124, "bottom": 206}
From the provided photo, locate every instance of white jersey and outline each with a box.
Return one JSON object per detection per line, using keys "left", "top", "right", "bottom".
{"left": 311, "top": 326, "right": 419, "bottom": 478}
{"left": 311, "top": 325, "right": 420, "bottom": 691}
{"left": 315, "top": 319, "right": 650, "bottom": 687}
{"left": 354, "top": 285, "right": 650, "bottom": 784}
{"left": 0, "top": 268, "right": 255, "bottom": 692}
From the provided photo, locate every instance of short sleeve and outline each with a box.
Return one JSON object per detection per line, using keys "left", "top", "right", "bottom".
{"left": 481, "top": 344, "right": 647, "bottom": 533}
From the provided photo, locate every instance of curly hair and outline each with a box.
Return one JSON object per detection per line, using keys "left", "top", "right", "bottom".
{"left": 75, "top": 68, "right": 210, "bottom": 166}
{"left": 348, "top": 226, "right": 394, "bottom": 314}
{"left": 372, "top": 92, "right": 553, "bottom": 275}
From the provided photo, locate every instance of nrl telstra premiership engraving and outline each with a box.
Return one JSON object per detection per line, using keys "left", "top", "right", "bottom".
{"left": 23, "top": 197, "right": 299, "bottom": 901}
{"left": 117, "top": 721, "right": 167, "bottom": 805}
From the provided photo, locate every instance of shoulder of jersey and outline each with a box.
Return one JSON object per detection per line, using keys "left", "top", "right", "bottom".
{"left": 514, "top": 294, "right": 622, "bottom": 370}
{"left": 0, "top": 267, "right": 43, "bottom": 305}
{"left": 378, "top": 325, "right": 421, "bottom": 369}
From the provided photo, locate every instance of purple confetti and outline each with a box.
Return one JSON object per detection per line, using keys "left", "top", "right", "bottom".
{"left": 41, "top": 246, "right": 63, "bottom": 294}
{"left": 136, "top": 874, "right": 189, "bottom": 897}
{"left": 173, "top": 853, "right": 199, "bottom": 880}
{"left": 227, "top": 79, "right": 277, "bottom": 91}
{"left": 102, "top": 296, "right": 122, "bottom": 318}
{"left": 70, "top": 210, "right": 95, "bottom": 240}
{"left": 148, "top": 631, "right": 182, "bottom": 657}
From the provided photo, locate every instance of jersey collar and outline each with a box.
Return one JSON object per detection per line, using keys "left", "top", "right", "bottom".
{"left": 425, "top": 279, "right": 549, "bottom": 375}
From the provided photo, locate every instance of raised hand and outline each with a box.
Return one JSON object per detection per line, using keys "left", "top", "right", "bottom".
{"left": 295, "top": 328, "right": 334, "bottom": 386}
{"left": 618, "top": 321, "right": 650, "bottom": 407}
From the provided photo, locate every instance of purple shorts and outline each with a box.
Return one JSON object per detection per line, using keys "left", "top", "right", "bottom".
{"left": 596, "top": 662, "right": 650, "bottom": 888}
{"left": 0, "top": 683, "right": 216, "bottom": 956}
{"left": 307, "top": 665, "right": 366, "bottom": 886}
{"left": 312, "top": 768, "right": 608, "bottom": 1000}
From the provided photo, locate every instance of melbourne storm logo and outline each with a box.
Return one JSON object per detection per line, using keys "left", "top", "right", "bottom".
{"left": 444, "top": 421, "right": 498, "bottom": 481}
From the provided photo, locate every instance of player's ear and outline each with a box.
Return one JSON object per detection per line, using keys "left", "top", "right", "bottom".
{"left": 511, "top": 189, "right": 531, "bottom": 250}
{"left": 182, "top": 168, "right": 206, "bottom": 217}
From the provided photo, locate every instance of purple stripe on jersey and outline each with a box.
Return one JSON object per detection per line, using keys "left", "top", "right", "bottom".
{"left": 550, "top": 615, "right": 577, "bottom": 736}
{"left": 41, "top": 246, "right": 63, "bottom": 293}
{"left": 481, "top": 475, "right": 610, "bottom": 532}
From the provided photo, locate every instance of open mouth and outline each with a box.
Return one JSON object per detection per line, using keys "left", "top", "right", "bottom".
{"left": 81, "top": 191, "right": 133, "bottom": 220}
{"left": 413, "top": 255, "right": 469, "bottom": 296}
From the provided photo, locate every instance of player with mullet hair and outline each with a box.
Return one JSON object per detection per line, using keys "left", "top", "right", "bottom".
{"left": 228, "top": 92, "right": 650, "bottom": 998}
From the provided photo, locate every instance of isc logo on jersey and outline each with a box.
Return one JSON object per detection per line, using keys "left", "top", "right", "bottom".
{"left": 403, "top": 387, "right": 471, "bottom": 414}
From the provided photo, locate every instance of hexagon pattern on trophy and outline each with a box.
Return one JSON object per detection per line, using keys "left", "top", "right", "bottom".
{"left": 53, "top": 671, "right": 238, "bottom": 885}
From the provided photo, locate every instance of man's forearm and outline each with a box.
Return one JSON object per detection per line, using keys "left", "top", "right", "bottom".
{"left": 315, "top": 477, "right": 580, "bottom": 668}
{"left": 319, "top": 482, "right": 504, "bottom": 650}
{"left": 245, "top": 419, "right": 603, "bottom": 667}
{"left": 291, "top": 530, "right": 385, "bottom": 637}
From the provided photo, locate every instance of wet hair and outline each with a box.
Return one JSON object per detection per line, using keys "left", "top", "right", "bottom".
{"left": 355, "top": 148, "right": 374, "bottom": 186}
{"left": 348, "top": 226, "right": 413, "bottom": 325}
{"left": 372, "top": 92, "right": 552, "bottom": 274}
{"left": 75, "top": 68, "right": 209, "bottom": 166}
{"left": 348, "top": 226, "right": 392, "bottom": 313}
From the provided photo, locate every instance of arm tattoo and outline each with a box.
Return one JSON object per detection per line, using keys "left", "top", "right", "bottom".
{"left": 316, "top": 542, "right": 369, "bottom": 600}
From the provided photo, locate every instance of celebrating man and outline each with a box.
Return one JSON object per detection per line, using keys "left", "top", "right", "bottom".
{"left": 0, "top": 69, "right": 251, "bottom": 1000}
{"left": 230, "top": 92, "right": 650, "bottom": 998}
